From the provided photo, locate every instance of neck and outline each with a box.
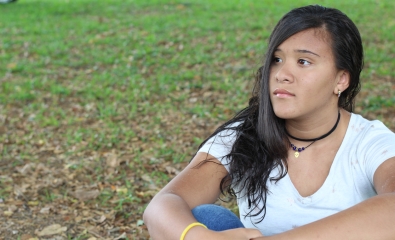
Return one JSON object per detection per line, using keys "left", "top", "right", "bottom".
{"left": 285, "top": 109, "right": 342, "bottom": 141}
{"left": 286, "top": 111, "right": 340, "bottom": 142}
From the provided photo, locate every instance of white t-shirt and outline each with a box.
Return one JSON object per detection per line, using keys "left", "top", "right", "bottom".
{"left": 198, "top": 113, "right": 395, "bottom": 236}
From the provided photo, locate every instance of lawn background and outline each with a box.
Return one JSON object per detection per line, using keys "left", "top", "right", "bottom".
{"left": 0, "top": 0, "right": 394, "bottom": 239}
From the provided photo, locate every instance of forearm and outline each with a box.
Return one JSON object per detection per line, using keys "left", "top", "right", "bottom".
{"left": 143, "top": 193, "right": 207, "bottom": 240}
{"left": 259, "top": 193, "right": 395, "bottom": 240}
{"left": 144, "top": 152, "right": 239, "bottom": 239}
{"left": 144, "top": 193, "right": 263, "bottom": 240}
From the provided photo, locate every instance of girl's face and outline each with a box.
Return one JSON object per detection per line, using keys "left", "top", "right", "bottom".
{"left": 269, "top": 28, "right": 348, "bottom": 120}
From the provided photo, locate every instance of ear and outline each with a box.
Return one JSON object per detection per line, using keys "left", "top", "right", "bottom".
{"left": 334, "top": 70, "right": 350, "bottom": 95}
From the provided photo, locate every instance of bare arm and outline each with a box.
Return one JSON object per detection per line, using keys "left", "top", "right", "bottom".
{"left": 254, "top": 157, "right": 395, "bottom": 240}
{"left": 143, "top": 152, "right": 262, "bottom": 240}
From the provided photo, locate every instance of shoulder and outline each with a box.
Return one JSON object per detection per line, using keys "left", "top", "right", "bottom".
{"left": 197, "top": 121, "right": 243, "bottom": 165}
{"left": 205, "top": 121, "right": 243, "bottom": 145}
{"left": 349, "top": 113, "right": 395, "bottom": 141}
{"left": 347, "top": 113, "right": 395, "bottom": 178}
{"left": 345, "top": 113, "right": 395, "bottom": 165}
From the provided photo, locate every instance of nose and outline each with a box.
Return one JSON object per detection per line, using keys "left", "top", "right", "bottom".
{"left": 274, "top": 61, "right": 294, "bottom": 83}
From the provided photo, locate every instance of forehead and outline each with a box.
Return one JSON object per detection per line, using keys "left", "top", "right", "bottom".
{"left": 276, "top": 28, "right": 333, "bottom": 56}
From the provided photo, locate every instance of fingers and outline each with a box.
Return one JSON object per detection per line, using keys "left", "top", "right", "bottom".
{"left": 211, "top": 227, "right": 264, "bottom": 240}
{"left": 245, "top": 228, "right": 264, "bottom": 239}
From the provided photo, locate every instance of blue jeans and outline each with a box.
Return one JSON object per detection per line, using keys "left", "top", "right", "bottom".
{"left": 192, "top": 204, "right": 245, "bottom": 231}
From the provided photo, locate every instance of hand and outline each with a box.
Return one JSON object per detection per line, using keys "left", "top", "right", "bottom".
{"left": 186, "top": 226, "right": 263, "bottom": 240}
{"left": 211, "top": 228, "right": 264, "bottom": 240}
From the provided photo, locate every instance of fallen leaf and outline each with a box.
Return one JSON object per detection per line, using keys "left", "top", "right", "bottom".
{"left": 82, "top": 210, "right": 90, "bottom": 217}
{"left": 16, "top": 163, "right": 33, "bottom": 175}
{"left": 87, "top": 227, "right": 104, "bottom": 238}
{"left": 75, "top": 216, "right": 83, "bottom": 223}
{"left": 94, "top": 215, "right": 106, "bottom": 224}
{"left": 116, "top": 187, "right": 128, "bottom": 194}
{"left": 7, "top": 62, "right": 17, "bottom": 69}
{"left": 14, "top": 184, "right": 29, "bottom": 196}
{"left": 28, "top": 201, "right": 39, "bottom": 206}
{"left": 19, "top": 234, "right": 34, "bottom": 240}
{"left": 40, "top": 207, "right": 51, "bottom": 214}
{"left": 114, "top": 232, "right": 127, "bottom": 240}
{"left": 3, "top": 211, "right": 13, "bottom": 217}
{"left": 36, "top": 224, "right": 67, "bottom": 236}
{"left": 72, "top": 189, "right": 100, "bottom": 201}
{"left": 137, "top": 219, "right": 144, "bottom": 226}
{"left": 141, "top": 174, "right": 152, "bottom": 182}
{"left": 176, "top": 4, "right": 185, "bottom": 10}
{"left": 105, "top": 152, "right": 118, "bottom": 168}
{"left": 37, "top": 139, "right": 44, "bottom": 146}
{"left": 165, "top": 166, "right": 179, "bottom": 175}
{"left": 8, "top": 205, "right": 17, "bottom": 212}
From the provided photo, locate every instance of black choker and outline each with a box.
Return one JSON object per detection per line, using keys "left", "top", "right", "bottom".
{"left": 286, "top": 111, "right": 341, "bottom": 158}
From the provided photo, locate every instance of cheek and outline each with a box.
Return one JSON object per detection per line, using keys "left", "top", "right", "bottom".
{"left": 269, "top": 72, "right": 277, "bottom": 88}
{"left": 308, "top": 79, "right": 335, "bottom": 99}
{"left": 269, "top": 65, "right": 276, "bottom": 77}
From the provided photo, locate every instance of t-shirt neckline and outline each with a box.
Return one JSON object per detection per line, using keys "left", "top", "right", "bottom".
{"left": 284, "top": 113, "right": 355, "bottom": 203}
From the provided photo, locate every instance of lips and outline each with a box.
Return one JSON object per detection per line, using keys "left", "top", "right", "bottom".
{"left": 273, "top": 88, "right": 295, "bottom": 97}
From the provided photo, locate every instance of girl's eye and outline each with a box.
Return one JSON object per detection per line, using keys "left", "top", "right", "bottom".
{"left": 273, "top": 57, "right": 282, "bottom": 63}
{"left": 298, "top": 59, "right": 311, "bottom": 65}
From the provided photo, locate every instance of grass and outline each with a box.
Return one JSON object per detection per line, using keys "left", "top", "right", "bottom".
{"left": 1, "top": 0, "right": 395, "bottom": 238}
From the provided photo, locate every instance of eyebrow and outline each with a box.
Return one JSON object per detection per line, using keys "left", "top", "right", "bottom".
{"left": 295, "top": 49, "right": 320, "bottom": 57}
{"left": 274, "top": 48, "right": 321, "bottom": 57}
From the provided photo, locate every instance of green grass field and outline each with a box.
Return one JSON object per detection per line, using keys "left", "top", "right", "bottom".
{"left": 1, "top": 0, "right": 394, "bottom": 239}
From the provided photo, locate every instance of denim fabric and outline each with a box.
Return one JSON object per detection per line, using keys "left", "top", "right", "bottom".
{"left": 191, "top": 204, "right": 245, "bottom": 231}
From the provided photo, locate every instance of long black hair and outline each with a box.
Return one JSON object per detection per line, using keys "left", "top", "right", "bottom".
{"left": 197, "top": 5, "right": 364, "bottom": 223}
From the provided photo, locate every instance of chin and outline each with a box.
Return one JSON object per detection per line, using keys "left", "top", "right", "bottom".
{"left": 272, "top": 108, "right": 297, "bottom": 120}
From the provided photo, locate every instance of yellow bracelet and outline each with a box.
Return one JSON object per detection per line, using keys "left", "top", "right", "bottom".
{"left": 180, "top": 222, "right": 207, "bottom": 240}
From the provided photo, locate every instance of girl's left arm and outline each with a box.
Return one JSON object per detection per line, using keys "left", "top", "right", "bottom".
{"left": 255, "top": 157, "right": 395, "bottom": 240}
